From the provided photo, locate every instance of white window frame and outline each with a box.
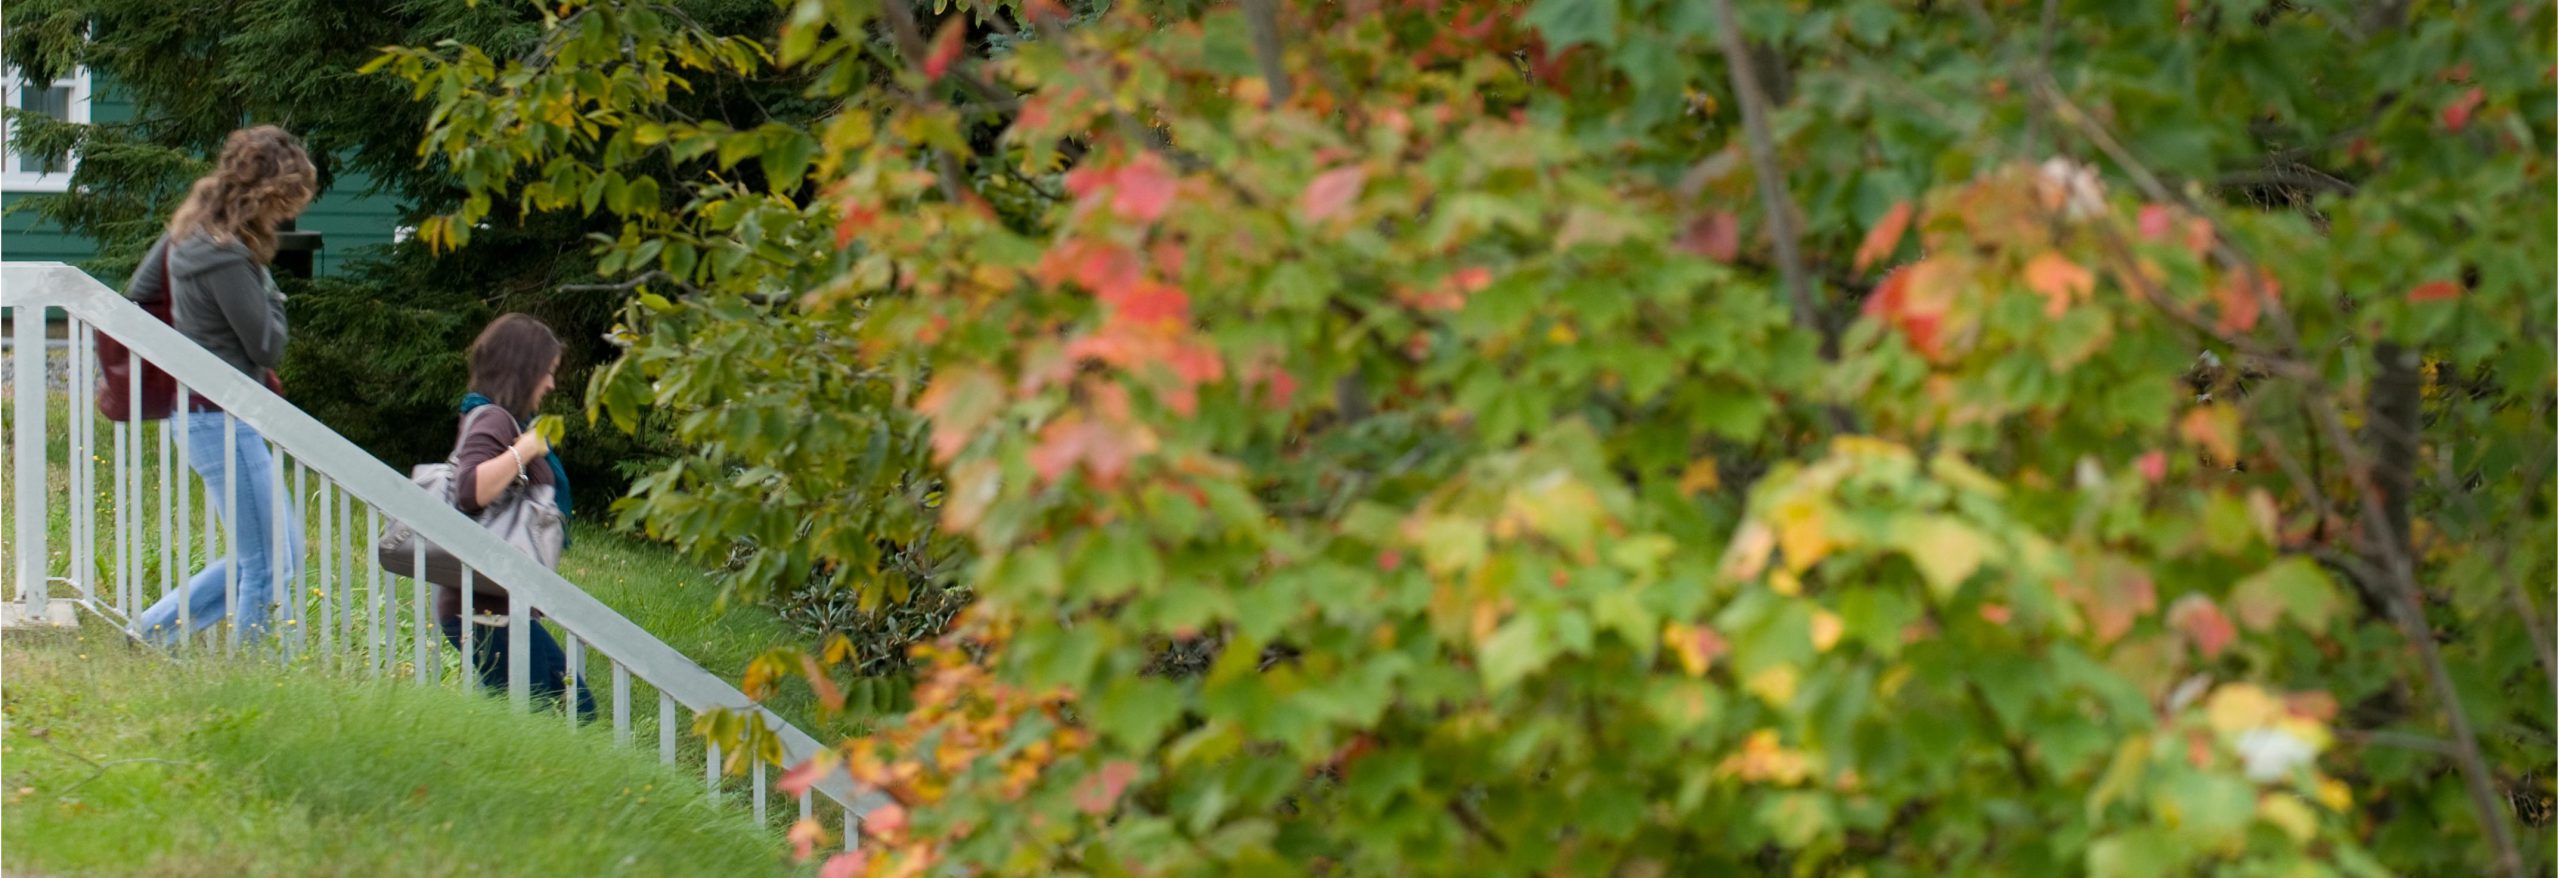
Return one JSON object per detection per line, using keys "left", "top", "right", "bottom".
{"left": 1, "top": 62, "right": 92, "bottom": 193}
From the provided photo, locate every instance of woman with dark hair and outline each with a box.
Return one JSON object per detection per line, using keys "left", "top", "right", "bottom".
{"left": 442, "top": 312, "right": 594, "bottom": 717}
{"left": 132, "top": 125, "right": 318, "bottom": 647}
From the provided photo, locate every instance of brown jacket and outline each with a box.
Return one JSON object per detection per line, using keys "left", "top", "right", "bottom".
{"left": 433, "top": 406, "right": 554, "bottom": 621}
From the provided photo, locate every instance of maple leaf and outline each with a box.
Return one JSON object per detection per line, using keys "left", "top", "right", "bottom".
{"left": 1301, "top": 165, "right": 1368, "bottom": 222}
{"left": 2022, "top": 251, "right": 2095, "bottom": 317}
{"left": 2407, "top": 280, "right": 2461, "bottom": 303}
{"left": 2213, "top": 267, "right": 2273, "bottom": 332}
{"left": 924, "top": 18, "right": 965, "bottom": 81}
{"left": 1102, "top": 281, "right": 1191, "bottom": 326}
{"left": 1854, "top": 200, "right": 1914, "bottom": 271}
{"left": 2442, "top": 86, "right": 2485, "bottom": 131}
{"left": 2136, "top": 450, "right": 2168, "bottom": 484}
{"left": 2180, "top": 405, "right": 2240, "bottom": 463}
{"left": 2168, "top": 594, "right": 2237, "bottom": 658}
{"left": 788, "top": 818, "right": 828, "bottom": 862}
{"left": 1676, "top": 212, "right": 1740, "bottom": 262}
{"left": 1661, "top": 622, "right": 1728, "bottom": 676}
{"left": 819, "top": 851, "right": 869, "bottom": 878}
{"left": 1112, "top": 154, "right": 1179, "bottom": 222}
{"left": 865, "top": 803, "right": 911, "bottom": 843}
{"left": 1074, "top": 760, "right": 1141, "bottom": 815}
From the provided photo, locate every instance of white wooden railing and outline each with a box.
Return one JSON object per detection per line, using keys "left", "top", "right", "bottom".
{"left": 1, "top": 261, "right": 886, "bottom": 846}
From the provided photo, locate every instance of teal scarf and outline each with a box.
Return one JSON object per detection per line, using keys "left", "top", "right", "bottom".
{"left": 460, "top": 392, "right": 571, "bottom": 546}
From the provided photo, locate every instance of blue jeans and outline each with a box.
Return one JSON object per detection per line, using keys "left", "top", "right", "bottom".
{"left": 133, "top": 411, "right": 302, "bottom": 646}
{"left": 440, "top": 616, "right": 599, "bottom": 720}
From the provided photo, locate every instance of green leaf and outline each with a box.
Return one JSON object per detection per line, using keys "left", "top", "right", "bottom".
{"left": 2228, "top": 556, "right": 2342, "bottom": 632}
{"left": 1524, "top": 0, "right": 1621, "bottom": 50}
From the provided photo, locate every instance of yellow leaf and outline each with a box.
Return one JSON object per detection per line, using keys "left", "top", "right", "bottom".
{"left": 1772, "top": 496, "right": 1837, "bottom": 573}
{"left": 2180, "top": 406, "right": 2241, "bottom": 464}
{"left": 2315, "top": 777, "right": 2353, "bottom": 811}
{"left": 1746, "top": 664, "right": 1800, "bottom": 706}
{"left": 531, "top": 414, "right": 566, "bottom": 446}
{"left": 2257, "top": 794, "right": 2318, "bottom": 843}
{"left": 1888, "top": 515, "right": 1993, "bottom": 599}
{"left": 1810, "top": 609, "right": 1844, "bottom": 653}
{"left": 1678, "top": 457, "right": 1722, "bottom": 494}
{"left": 1769, "top": 568, "right": 1804, "bottom": 597}
{"left": 2205, "top": 684, "right": 2281, "bottom": 734}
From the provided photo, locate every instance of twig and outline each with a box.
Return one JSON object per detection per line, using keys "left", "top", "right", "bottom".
{"left": 56, "top": 758, "right": 189, "bottom": 799}
{"left": 1445, "top": 799, "right": 1508, "bottom": 853}
{"left": 1240, "top": 0, "right": 1293, "bottom": 106}
{"left": 1706, "top": 0, "right": 1824, "bottom": 352}
{"left": 2341, "top": 728, "right": 2458, "bottom": 756}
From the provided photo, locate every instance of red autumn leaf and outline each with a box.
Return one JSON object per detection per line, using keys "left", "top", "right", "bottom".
{"left": 820, "top": 851, "right": 869, "bottom": 878}
{"left": 1377, "top": 549, "right": 1403, "bottom": 571}
{"left": 2138, "top": 204, "right": 2174, "bottom": 242}
{"left": 1676, "top": 212, "right": 1741, "bottom": 262}
{"left": 923, "top": 18, "right": 966, "bottom": 80}
{"left": 2213, "top": 268, "right": 2273, "bottom": 332}
{"left": 1301, "top": 165, "right": 1368, "bottom": 222}
{"left": 788, "top": 818, "right": 827, "bottom": 863}
{"left": 1102, "top": 281, "right": 1191, "bottom": 325}
{"left": 1112, "top": 154, "right": 1179, "bottom": 222}
{"left": 1978, "top": 603, "right": 2014, "bottom": 625}
{"left": 2407, "top": 280, "right": 2461, "bottom": 303}
{"left": 2168, "top": 594, "right": 2237, "bottom": 658}
{"left": 1854, "top": 200, "right": 1915, "bottom": 272}
{"left": 1075, "top": 760, "right": 1141, "bottom": 815}
{"left": 836, "top": 203, "right": 879, "bottom": 249}
{"left": 2442, "top": 86, "right": 2485, "bottom": 131}
{"left": 778, "top": 756, "right": 835, "bottom": 798}
{"left": 1023, "top": 0, "right": 1069, "bottom": 23}
{"left": 864, "top": 803, "right": 910, "bottom": 843}
{"left": 2022, "top": 251, "right": 2096, "bottom": 318}
{"left": 1031, "top": 414, "right": 1145, "bottom": 487}
{"left": 2286, "top": 691, "right": 2340, "bottom": 721}
{"left": 2136, "top": 450, "right": 2169, "bottom": 484}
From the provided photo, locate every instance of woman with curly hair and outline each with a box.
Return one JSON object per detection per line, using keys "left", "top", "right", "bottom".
{"left": 131, "top": 125, "right": 319, "bottom": 647}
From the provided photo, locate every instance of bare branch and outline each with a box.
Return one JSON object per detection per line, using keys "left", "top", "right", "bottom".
{"left": 1706, "top": 0, "right": 1823, "bottom": 350}
{"left": 1241, "top": 0, "right": 1293, "bottom": 106}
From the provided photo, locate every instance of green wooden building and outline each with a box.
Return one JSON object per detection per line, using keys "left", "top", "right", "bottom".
{"left": 2, "top": 64, "right": 406, "bottom": 278}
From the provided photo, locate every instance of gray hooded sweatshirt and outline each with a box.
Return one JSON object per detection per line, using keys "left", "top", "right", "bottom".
{"left": 128, "top": 234, "right": 287, "bottom": 378}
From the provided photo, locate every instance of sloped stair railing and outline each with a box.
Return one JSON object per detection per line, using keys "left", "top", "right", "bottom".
{"left": 3, "top": 261, "right": 886, "bottom": 845}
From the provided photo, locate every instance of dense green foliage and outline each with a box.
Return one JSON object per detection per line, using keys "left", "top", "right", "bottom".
{"left": 0, "top": 0, "right": 808, "bottom": 490}
{"left": 389, "top": 0, "right": 2554, "bottom": 875}
{"left": 0, "top": 621, "right": 792, "bottom": 877}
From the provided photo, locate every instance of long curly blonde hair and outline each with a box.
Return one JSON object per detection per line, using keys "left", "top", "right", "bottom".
{"left": 166, "top": 126, "right": 318, "bottom": 264}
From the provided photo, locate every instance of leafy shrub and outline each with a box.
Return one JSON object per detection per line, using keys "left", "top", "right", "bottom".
{"left": 391, "top": 1, "right": 2556, "bottom": 876}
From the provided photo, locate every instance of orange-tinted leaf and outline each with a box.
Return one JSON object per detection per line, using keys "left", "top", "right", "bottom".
{"left": 820, "top": 851, "right": 869, "bottom": 878}
{"left": 1854, "top": 200, "right": 1914, "bottom": 272}
{"left": 2213, "top": 268, "right": 2273, "bottom": 332}
{"left": 2407, "top": 280, "right": 2461, "bottom": 303}
{"left": 800, "top": 654, "right": 846, "bottom": 712}
{"left": 2022, "top": 251, "right": 2095, "bottom": 318}
{"left": 2442, "top": 86, "right": 2484, "bottom": 131}
{"left": 864, "top": 803, "right": 910, "bottom": 843}
{"left": 923, "top": 18, "right": 965, "bottom": 80}
{"left": 2168, "top": 594, "right": 2237, "bottom": 658}
{"left": 2138, "top": 204, "right": 2174, "bottom": 241}
{"left": 1978, "top": 603, "right": 2013, "bottom": 625}
{"left": 1677, "top": 212, "right": 1740, "bottom": 262}
{"left": 1075, "top": 760, "right": 1141, "bottom": 815}
{"left": 778, "top": 753, "right": 838, "bottom": 797}
{"left": 1301, "top": 165, "right": 1367, "bottom": 222}
{"left": 1103, "top": 281, "right": 1191, "bottom": 326}
{"left": 1662, "top": 622, "right": 1728, "bottom": 677}
{"left": 2180, "top": 405, "right": 2240, "bottom": 463}
{"left": 788, "top": 819, "right": 827, "bottom": 862}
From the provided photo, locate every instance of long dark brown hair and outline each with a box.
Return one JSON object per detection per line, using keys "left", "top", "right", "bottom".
{"left": 466, "top": 314, "right": 562, "bottom": 418}
{"left": 166, "top": 126, "right": 317, "bottom": 263}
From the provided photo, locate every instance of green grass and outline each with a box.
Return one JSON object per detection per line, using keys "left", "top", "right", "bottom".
{"left": 0, "top": 617, "right": 809, "bottom": 877}
{"left": 3, "top": 393, "right": 882, "bottom": 838}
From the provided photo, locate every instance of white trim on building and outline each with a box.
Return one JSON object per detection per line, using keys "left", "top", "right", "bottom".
{"left": 1, "top": 63, "right": 92, "bottom": 192}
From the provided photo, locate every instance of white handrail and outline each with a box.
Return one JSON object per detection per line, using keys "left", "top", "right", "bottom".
{"left": 1, "top": 261, "right": 886, "bottom": 819}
